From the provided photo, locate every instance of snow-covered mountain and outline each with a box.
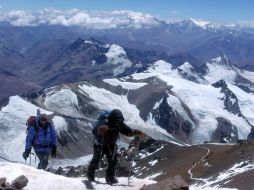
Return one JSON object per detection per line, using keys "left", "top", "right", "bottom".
{"left": 2, "top": 54, "right": 254, "bottom": 190}
{"left": 1, "top": 55, "right": 254, "bottom": 163}
{"left": 22, "top": 38, "right": 150, "bottom": 87}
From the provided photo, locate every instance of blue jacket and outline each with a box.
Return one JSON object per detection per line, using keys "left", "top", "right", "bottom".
{"left": 25, "top": 116, "right": 57, "bottom": 153}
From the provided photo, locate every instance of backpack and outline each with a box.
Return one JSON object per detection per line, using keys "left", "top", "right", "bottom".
{"left": 92, "top": 110, "right": 111, "bottom": 129}
{"left": 92, "top": 110, "right": 111, "bottom": 144}
{"left": 26, "top": 116, "right": 38, "bottom": 133}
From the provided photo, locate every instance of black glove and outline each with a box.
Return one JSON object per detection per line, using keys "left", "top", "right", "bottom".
{"left": 22, "top": 149, "right": 31, "bottom": 160}
{"left": 51, "top": 145, "right": 57, "bottom": 158}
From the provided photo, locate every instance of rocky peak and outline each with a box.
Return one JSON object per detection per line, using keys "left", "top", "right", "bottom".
{"left": 213, "top": 80, "right": 241, "bottom": 115}
{"left": 211, "top": 117, "right": 239, "bottom": 143}
{"left": 151, "top": 96, "right": 193, "bottom": 142}
{"left": 211, "top": 55, "right": 234, "bottom": 67}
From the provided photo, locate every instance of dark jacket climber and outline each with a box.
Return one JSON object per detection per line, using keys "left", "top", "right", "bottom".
{"left": 23, "top": 114, "right": 57, "bottom": 170}
{"left": 247, "top": 127, "right": 254, "bottom": 140}
{"left": 87, "top": 109, "right": 144, "bottom": 184}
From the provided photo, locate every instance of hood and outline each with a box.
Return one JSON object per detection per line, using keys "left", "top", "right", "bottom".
{"left": 108, "top": 109, "right": 124, "bottom": 125}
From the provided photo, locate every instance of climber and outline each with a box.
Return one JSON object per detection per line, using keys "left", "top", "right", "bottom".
{"left": 86, "top": 109, "right": 144, "bottom": 184}
{"left": 23, "top": 114, "right": 57, "bottom": 170}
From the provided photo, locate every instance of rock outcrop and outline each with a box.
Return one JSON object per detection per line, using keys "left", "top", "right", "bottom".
{"left": 140, "top": 175, "right": 189, "bottom": 190}
{"left": 0, "top": 175, "right": 28, "bottom": 190}
{"left": 151, "top": 96, "right": 193, "bottom": 142}
{"left": 247, "top": 127, "right": 254, "bottom": 140}
{"left": 210, "top": 117, "right": 239, "bottom": 143}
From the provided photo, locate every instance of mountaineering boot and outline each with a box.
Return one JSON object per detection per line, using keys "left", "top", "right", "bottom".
{"left": 87, "top": 175, "right": 95, "bottom": 182}
{"left": 106, "top": 176, "right": 118, "bottom": 184}
{"left": 86, "top": 168, "right": 95, "bottom": 182}
{"left": 86, "top": 165, "right": 95, "bottom": 181}
{"left": 87, "top": 173, "right": 95, "bottom": 182}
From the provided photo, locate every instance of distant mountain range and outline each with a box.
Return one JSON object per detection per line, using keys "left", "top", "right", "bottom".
{"left": 0, "top": 10, "right": 254, "bottom": 71}
{"left": 0, "top": 30, "right": 253, "bottom": 102}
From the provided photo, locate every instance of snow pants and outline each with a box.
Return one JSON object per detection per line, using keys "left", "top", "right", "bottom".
{"left": 87, "top": 144, "right": 118, "bottom": 178}
{"left": 36, "top": 152, "right": 49, "bottom": 170}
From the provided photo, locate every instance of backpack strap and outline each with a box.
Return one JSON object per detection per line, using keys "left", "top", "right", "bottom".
{"left": 26, "top": 116, "right": 39, "bottom": 143}
{"left": 32, "top": 124, "right": 39, "bottom": 146}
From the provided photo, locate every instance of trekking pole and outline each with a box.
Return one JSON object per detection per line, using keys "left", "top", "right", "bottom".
{"left": 127, "top": 147, "right": 138, "bottom": 186}
{"left": 97, "top": 136, "right": 104, "bottom": 182}
{"left": 50, "top": 158, "right": 55, "bottom": 173}
{"left": 128, "top": 135, "right": 141, "bottom": 186}
{"left": 128, "top": 149, "right": 134, "bottom": 186}
{"left": 30, "top": 152, "right": 36, "bottom": 166}
{"left": 29, "top": 153, "right": 32, "bottom": 166}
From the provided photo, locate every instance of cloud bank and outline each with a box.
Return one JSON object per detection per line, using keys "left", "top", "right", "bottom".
{"left": 0, "top": 8, "right": 253, "bottom": 29}
{"left": 0, "top": 8, "right": 159, "bottom": 29}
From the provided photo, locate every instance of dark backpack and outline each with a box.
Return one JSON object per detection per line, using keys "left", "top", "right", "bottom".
{"left": 92, "top": 110, "right": 111, "bottom": 144}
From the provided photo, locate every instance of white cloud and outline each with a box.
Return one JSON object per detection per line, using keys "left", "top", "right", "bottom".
{"left": 171, "top": 10, "right": 179, "bottom": 14}
{"left": 236, "top": 20, "right": 254, "bottom": 28}
{"left": 5, "top": 10, "right": 37, "bottom": 26}
{"left": 1, "top": 8, "right": 252, "bottom": 29}
{"left": 0, "top": 8, "right": 159, "bottom": 29}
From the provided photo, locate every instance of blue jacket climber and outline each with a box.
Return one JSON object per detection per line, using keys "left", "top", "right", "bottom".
{"left": 23, "top": 114, "right": 57, "bottom": 170}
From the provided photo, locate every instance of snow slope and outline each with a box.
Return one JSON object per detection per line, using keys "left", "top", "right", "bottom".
{"left": 44, "top": 88, "right": 83, "bottom": 118}
{"left": 190, "top": 161, "right": 254, "bottom": 190}
{"left": 103, "top": 78, "right": 147, "bottom": 90}
{"left": 0, "top": 162, "right": 155, "bottom": 190}
{"left": 78, "top": 83, "right": 175, "bottom": 142}
{"left": 227, "top": 83, "right": 254, "bottom": 126}
{"left": 189, "top": 18, "right": 211, "bottom": 29}
{"left": 145, "top": 56, "right": 254, "bottom": 87}
{"left": 129, "top": 60, "right": 201, "bottom": 85}
{"left": 147, "top": 60, "right": 183, "bottom": 79}
{"left": 203, "top": 57, "right": 237, "bottom": 84}
{"left": 105, "top": 44, "right": 133, "bottom": 76}
{"left": 147, "top": 60, "right": 204, "bottom": 83}
{"left": 79, "top": 83, "right": 143, "bottom": 126}
{"left": 130, "top": 61, "right": 252, "bottom": 143}
{"left": 238, "top": 69, "right": 254, "bottom": 83}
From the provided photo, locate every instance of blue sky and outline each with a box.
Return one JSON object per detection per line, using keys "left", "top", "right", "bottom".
{"left": 0, "top": 0, "right": 253, "bottom": 22}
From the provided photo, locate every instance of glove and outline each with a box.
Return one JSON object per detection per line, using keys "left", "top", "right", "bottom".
{"left": 22, "top": 149, "right": 31, "bottom": 160}
{"left": 133, "top": 130, "right": 145, "bottom": 138}
{"left": 51, "top": 145, "right": 57, "bottom": 158}
{"left": 97, "top": 125, "right": 109, "bottom": 135}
